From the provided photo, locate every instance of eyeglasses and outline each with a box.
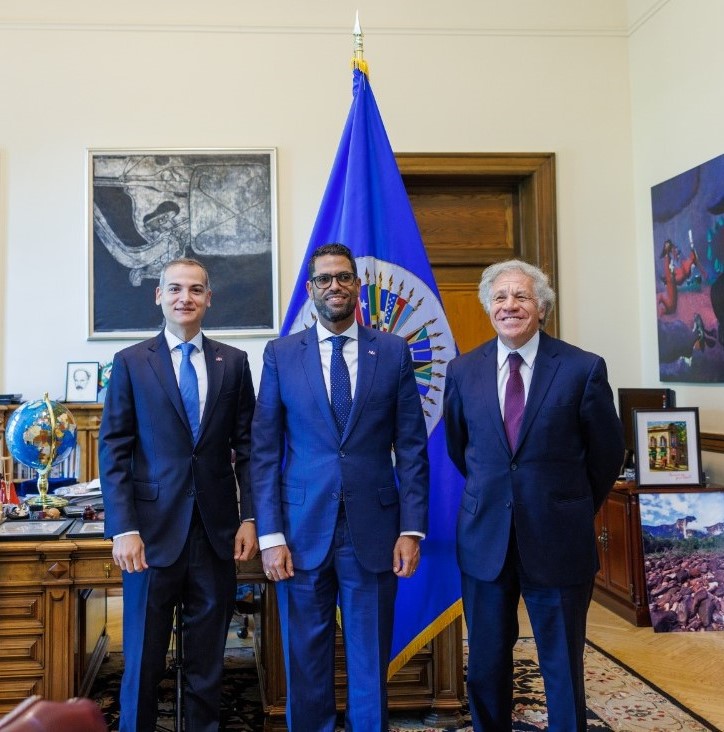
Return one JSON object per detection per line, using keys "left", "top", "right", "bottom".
{"left": 309, "top": 271, "right": 357, "bottom": 289}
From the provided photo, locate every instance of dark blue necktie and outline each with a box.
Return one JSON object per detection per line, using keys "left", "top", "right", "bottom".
{"left": 178, "top": 342, "right": 200, "bottom": 441}
{"left": 504, "top": 352, "right": 525, "bottom": 450}
{"left": 329, "top": 335, "right": 352, "bottom": 436}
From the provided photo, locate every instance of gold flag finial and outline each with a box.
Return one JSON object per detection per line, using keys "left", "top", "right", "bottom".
{"left": 352, "top": 11, "right": 369, "bottom": 76}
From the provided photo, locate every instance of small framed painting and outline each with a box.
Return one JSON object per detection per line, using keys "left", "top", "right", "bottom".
{"left": 634, "top": 407, "right": 703, "bottom": 487}
{"left": 65, "top": 362, "right": 100, "bottom": 403}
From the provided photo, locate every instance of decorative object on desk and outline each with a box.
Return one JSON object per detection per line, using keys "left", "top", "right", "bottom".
{"left": 89, "top": 637, "right": 716, "bottom": 732}
{"left": 639, "top": 491, "right": 724, "bottom": 632}
{"left": 87, "top": 148, "right": 279, "bottom": 339}
{"left": 0, "top": 518, "right": 73, "bottom": 540}
{"left": 66, "top": 519, "right": 105, "bottom": 538}
{"left": 65, "top": 362, "right": 100, "bottom": 403}
{"left": 97, "top": 361, "right": 113, "bottom": 402}
{"left": 3, "top": 503, "right": 29, "bottom": 520}
{"left": 0, "top": 456, "right": 19, "bottom": 505}
{"left": 4, "top": 394, "right": 77, "bottom": 508}
{"left": 633, "top": 407, "right": 703, "bottom": 487}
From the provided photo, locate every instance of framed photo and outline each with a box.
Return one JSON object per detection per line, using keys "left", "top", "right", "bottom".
{"left": 0, "top": 519, "right": 73, "bottom": 541}
{"left": 66, "top": 519, "right": 105, "bottom": 539}
{"left": 87, "top": 148, "right": 279, "bottom": 339}
{"left": 65, "top": 361, "right": 100, "bottom": 402}
{"left": 634, "top": 407, "right": 703, "bottom": 487}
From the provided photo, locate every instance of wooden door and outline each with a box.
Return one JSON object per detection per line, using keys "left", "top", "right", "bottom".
{"left": 397, "top": 153, "right": 558, "bottom": 354}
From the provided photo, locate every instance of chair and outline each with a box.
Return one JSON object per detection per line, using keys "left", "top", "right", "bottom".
{"left": 0, "top": 696, "right": 108, "bottom": 732}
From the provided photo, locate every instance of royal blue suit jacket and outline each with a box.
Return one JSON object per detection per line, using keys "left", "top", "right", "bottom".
{"left": 100, "top": 331, "right": 255, "bottom": 567}
{"left": 444, "top": 331, "right": 624, "bottom": 586}
{"left": 251, "top": 324, "right": 429, "bottom": 574}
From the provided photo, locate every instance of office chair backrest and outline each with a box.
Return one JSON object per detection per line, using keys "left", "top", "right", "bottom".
{"left": 0, "top": 696, "right": 108, "bottom": 732}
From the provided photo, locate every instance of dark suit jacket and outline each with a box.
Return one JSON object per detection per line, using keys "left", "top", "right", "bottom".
{"left": 444, "top": 331, "right": 624, "bottom": 586}
{"left": 251, "top": 324, "right": 429, "bottom": 574}
{"left": 99, "top": 331, "right": 255, "bottom": 567}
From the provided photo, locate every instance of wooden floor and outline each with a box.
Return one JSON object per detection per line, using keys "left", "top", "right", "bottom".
{"left": 520, "top": 601, "right": 724, "bottom": 730}
{"left": 106, "top": 596, "right": 724, "bottom": 729}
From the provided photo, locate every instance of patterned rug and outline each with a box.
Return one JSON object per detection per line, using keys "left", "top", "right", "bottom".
{"left": 89, "top": 638, "right": 717, "bottom": 731}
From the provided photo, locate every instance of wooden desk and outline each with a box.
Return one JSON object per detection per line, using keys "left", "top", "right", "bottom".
{"left": 0, "top": 536, "right": 463, "bottom": 727}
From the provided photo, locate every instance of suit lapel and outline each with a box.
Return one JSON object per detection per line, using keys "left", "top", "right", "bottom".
{"left": 515, "top": 332, "right": 560, "bottom": 453}
{"left": 342, "top": 326, "right": 378, "bottom": 441}
{"left": 147, "top": 331, "right": 189, "bottom": 432}
{"left": 197, "top": 336, "right": 224, "bottom": 443}
{"left": 301, "top": 325, "right": 340, "bottom": 440}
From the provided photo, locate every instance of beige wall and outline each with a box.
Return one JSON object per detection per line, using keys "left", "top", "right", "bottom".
{"left": 629, "top": 0, "right": 724, "bottom": 480}
{"left": 1, "top": 0, "right": 720, "bottom": 477}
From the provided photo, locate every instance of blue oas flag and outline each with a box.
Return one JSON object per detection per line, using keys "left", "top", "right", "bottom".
{"left": 282, "top": 63, "right": 464, "bottom": 676}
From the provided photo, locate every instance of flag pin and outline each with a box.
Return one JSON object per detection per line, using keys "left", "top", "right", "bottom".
{"left": 216, "top": 356, "right": 223, "bottom": 361}
{"left": 368, "top": 350, "right": 376, "bottom": 356}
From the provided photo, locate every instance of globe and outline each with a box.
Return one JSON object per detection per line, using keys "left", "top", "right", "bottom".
{"left": 5, "top": 394, "right": 77, "bottom": 507}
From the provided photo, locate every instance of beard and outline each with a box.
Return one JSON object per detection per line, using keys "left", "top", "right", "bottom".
{"left": 314, "top": 291, "right": 357, "bottom": 323}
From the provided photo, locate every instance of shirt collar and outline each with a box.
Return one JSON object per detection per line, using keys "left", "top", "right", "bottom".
{"left": 496, "top": 330, "right": 540, "bottom": 370}
{"left": 316, "top": 320, "right": 359, "bottom": 343}
{"left": 164, "top": 328, "right": 204, "bottom": 353}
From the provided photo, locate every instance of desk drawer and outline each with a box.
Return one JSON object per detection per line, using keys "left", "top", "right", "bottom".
{"left": 0, "top": 633, "right": 43, "bottom": 670}
{"left": 0, "top": 676, "right": 44, "bottom": 715}
{"left": 73, "top": 556, "right": 121, "bottom": 584}
{"left": 0, "top": 593, "right": 43, "bottom": 629}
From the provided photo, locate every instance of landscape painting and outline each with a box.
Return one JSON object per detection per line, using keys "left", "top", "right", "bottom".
{"left": 639, "top": 491, "right": 724, "bottom": 632}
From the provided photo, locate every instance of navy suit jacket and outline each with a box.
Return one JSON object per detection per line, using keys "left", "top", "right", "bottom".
{"left": 251, "top": 324, "right": 429, "bottom": 574}
{"left": 99, "top": 331, "right": 256, "bottom": 567}
{"left": 444, "top": 331, "right": 624, "bottom": 586}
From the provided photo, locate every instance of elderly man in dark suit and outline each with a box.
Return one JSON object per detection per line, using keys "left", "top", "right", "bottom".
{"left": 251, "top": 243, "right": 429, "bottom": 731}
{"left": 100, "top": 257, "right": 257, "bottom": 732}
{"left": 444, "top": 259, "right": 624, "bottom": 732}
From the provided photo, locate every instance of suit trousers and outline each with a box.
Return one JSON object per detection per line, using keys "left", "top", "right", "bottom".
{"left": 275, "top": 503, "right": 398, "bottom": 732}
{"left": 119, "top": 507, "right": 237, "bottom": 732}
{"left": 462, "top": 527, "right": 594, "bottom": 732}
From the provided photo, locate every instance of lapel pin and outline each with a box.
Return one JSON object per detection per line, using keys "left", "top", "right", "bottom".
{"left": 216, "top": 356, "right": 223, "bottom": 362}
{"left": 368, "top": 350, "right": 376, "bottom": 356}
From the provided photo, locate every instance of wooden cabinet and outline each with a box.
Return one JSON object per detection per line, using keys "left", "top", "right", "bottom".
{"left": 593, "top": 483, "right": 649, "bottom": 625}
{"left": 0, "top": 403, "right": 103, "bottom": 484}
{"left": 593, "top": 482, "right": 724, "bottom": 627}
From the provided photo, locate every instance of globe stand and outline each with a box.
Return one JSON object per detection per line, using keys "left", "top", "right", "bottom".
{"left": 24, "top": 467, "right": 68, "bottom": 509}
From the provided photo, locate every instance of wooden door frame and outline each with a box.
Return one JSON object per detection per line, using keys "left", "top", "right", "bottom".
{"left": 395, "top": 152, "right": 558, "bottom": 337}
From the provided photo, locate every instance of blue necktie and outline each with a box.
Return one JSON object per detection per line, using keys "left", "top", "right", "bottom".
{"left": 178, "top": 342, "right": 200, "bottom": 441}
{"left": 329, "top": 335, "right": 352, "bottom": 436}
{"left": 504, "top": 352, "right": 525, "bottom": 450}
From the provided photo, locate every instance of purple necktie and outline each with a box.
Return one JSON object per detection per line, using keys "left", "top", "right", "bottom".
{"left": 504, "top": 352, "right": 525, "bottom": 450}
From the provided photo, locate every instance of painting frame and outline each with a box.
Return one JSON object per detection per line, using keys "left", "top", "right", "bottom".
{"left": 66, "top": 519, "right": 105, "bottom": 539}
{"left": 634, "top": 407, "right": 703, "bottom": 487}
{"left": 0, "top": 519, "right": 73, "bottom": 541}
{"left": 638, "top": 490, "right": 724, "bottom": 632}
{"left": 86, "top": 147, "right": 279, "bottom": 340}
{"left": 65, "top": 361, "right": 100, "bottom": 403}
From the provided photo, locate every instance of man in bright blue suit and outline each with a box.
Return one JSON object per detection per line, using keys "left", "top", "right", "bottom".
{"left": 100, "top": 257, "right": 258, "bottom": 732}
{"left": 251, "top": 243, "right": 429, "bottom": 732}
{"left": 444, "top": 260, "right": 624, "bottom": 732}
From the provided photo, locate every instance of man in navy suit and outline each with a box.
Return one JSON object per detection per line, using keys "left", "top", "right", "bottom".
{"left": 251, "top": 243, "right": 429, "bottom": 731}
{"left": 100, "top": 257, "right": 258, "bottom": 732}
{"left": 444, "top": 260, "right": 624, "bottom": 732}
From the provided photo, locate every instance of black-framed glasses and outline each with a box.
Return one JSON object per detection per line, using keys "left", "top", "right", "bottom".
{"left": 309, "top": 271, "right": 357, "bottom": 289}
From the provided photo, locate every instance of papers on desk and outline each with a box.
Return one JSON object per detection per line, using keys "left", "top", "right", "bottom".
{"left": 54, "top": 479, "right": 102, "bottom": 500}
